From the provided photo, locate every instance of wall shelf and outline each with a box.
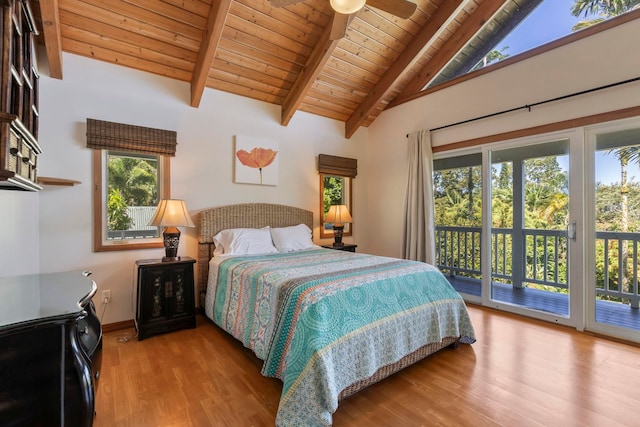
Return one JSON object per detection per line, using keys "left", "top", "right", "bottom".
{"left": 37, "top": 177, "right": 81, "bottom": 186}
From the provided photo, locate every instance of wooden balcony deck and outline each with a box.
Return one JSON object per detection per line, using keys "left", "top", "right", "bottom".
{"left": 449, "top": 276, "right": 640, "bottom": 331}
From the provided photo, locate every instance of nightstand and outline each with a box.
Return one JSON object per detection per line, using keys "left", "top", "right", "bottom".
{"left": 321, "top": 244, "right": 357, "bottom": 252}
{"left": 135, "top": 257, "right": 196, "bottom": 340}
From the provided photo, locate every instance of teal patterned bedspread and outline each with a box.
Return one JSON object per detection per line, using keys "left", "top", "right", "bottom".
{"left": 204, "top": 249, "right": 476, "bottom": 426}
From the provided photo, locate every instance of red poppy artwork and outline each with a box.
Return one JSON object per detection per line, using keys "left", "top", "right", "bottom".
{"left": 234, "top": 136, "right": 279, "bottom": 185}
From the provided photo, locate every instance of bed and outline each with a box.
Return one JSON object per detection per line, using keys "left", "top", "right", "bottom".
{"left": 197, "top": 203, "right": 476, "bottom": 426}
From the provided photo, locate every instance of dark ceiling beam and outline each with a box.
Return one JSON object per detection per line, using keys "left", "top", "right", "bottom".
{"left": 344, "top": 0, "right": 466, "bottom": 139}
{"left": 391, "top": 0, "right": 507, "bottom": 105}
{"left": 281, "top": 14, "right": 342, "bottom": 126}
{"left": 190, "top": 0, "right": 233, "bottom": 107}
{"left": 38, "top": 0, "right": 63, "bottom": 79}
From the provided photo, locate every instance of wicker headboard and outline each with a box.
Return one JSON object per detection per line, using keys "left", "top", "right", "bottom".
{"left": 197, "top": 203, "right": 314, "bottom": 298}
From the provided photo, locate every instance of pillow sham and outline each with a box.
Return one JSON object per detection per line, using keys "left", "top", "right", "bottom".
{"left": 270, "top": 224, "right": 316, "bottom": 252}
{"left": 213, "top": 227, "right": 278, "bottom": 256}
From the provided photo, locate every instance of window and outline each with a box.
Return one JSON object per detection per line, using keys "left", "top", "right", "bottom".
{"left": 429, "top": 0, "right": 629, "bottom": 89}
{"left": 320, "top": 174, "right": 352, "bottom": 238}
{"left": 93, "top": 150, "right": 170, "bottom": 252}
{"left": 87, "top": 118, "right": 176, "bottom": 252}
{"left": 318, "top": 154, "right": 357, "bottom": 238}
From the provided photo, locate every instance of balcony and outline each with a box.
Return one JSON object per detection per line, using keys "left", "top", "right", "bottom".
{"left": 436, "top": 226, "right": 640, "bottom": 331}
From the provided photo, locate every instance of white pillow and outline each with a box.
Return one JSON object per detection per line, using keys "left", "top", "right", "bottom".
{"left": 270, "top": 224, "right": 316, "bottom": 252}
{"left": 213, "top": 227, "right": 278, "bottom": 256}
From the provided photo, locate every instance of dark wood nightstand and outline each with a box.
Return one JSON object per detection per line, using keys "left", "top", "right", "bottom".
{"left": 135, "top": 257, "right": 196, "bottom": 340}
{"left": 321, "top": 244, "right": 357, "bottom": 252}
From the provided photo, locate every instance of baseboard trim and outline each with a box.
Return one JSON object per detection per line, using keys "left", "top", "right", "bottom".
{"left": 102, "top": 319, "right": 135, "bottom": 333}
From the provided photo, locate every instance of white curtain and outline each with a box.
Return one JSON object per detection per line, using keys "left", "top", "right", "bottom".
{"left": 402, "top": 130, "right": 436, "bottom": 264}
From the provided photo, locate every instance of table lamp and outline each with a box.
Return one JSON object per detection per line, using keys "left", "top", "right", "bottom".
{"left": 324, "top": 204, "right": 352, "bottom": 247}
{"left": 148, "top": 199, "right": 195, "bottom": 261}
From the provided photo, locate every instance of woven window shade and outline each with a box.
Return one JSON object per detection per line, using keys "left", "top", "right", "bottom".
{"left": 86, "top": 118, "right": 177, "bottom": 156}
{"left": 318, "top": 154, "right": 357, "bottom": 177}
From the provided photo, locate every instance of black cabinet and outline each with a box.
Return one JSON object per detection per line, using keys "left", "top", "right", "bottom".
{"left": 0, "top": 271, "right": 102, "bottom": 427}
{"left": 321, "top": 244, "right": 357, "bottom": 252}
{"left": 135, "top": 257, "right": 196, "bottom": 340}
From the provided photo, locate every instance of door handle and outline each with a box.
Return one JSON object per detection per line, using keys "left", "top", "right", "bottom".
{"left": 568, "top": 220, "right": 576, "bottom": 240}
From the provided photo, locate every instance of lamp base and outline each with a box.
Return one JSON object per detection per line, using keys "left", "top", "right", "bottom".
{"left": 332, "top": 224, "right": 345, "bottom": 246}
{"left": 162, "top": 227, "right": 181, "bottom": 262}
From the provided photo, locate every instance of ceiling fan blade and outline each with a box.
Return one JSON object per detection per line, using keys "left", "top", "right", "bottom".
{"left": 330, "top": 12, "right": 356, "bottom": 40}
{"left": 366, "top": 0, "right": 417, "bottom": 19}
{"left": 269, "top": 0, "right": 306, "bottom": 7}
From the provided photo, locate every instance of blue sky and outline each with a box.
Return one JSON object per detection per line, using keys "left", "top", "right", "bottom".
{"left": 495, "top": 0, "right": 637, "bottom": 185}
{"left": 496, "top": 0, "right": 583, "bottom": 57}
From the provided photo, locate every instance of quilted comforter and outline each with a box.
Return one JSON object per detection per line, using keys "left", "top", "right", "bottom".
{"left": 204, "top": 249, "right": 476, "bottom": 426}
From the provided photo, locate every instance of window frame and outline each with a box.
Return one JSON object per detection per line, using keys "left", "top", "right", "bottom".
{"left": 319, "top": 174, "right": 353, "bottom": 239}
{"left": 92, "top": 149, "right": 171, "bottom": 252}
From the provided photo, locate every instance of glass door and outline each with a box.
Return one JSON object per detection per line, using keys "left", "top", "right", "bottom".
{"left": 484, "top": 136, "right": 581, "bottom": 326}
{"left": 433, "top": 153, "right": 483, "bottom": 303}
{"left": 586, "top": 123, "right": 640, "bottom": 341}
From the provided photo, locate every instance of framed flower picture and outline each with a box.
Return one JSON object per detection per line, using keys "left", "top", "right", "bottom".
{"left": 234, "top": 135, "right": 279, "bottom": 186}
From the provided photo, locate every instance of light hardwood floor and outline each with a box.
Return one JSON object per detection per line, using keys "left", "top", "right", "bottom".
{"left": 94, "top": 305, "right": 640, "bottom": 426}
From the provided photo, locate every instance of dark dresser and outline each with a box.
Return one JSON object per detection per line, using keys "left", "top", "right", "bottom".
{"left": 0, "top": 271, "right": 102, "bottom": 427}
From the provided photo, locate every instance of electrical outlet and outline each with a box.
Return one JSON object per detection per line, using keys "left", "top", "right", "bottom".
{"left": 102, "top": 289, "right": 111, "bottom": 304}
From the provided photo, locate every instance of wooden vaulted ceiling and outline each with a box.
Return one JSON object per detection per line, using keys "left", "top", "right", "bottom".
{"left": 31, "top": 0, "right": 521, "bottom": 138}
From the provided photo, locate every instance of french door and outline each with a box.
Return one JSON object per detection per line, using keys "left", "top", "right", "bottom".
{"left": 481, "top": 133, "right": 583, "bottom": 328}
{"left": 585, "top": 120, "right": 640, "bottom": 342}
{"left": 436, "top": 122, "right": 640, "bottom": 342}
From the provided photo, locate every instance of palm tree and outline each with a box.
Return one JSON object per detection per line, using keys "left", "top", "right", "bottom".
{"left": 571, "top": 0, "right": 640, "bottom": 30}
{"left": 572, "top": 0, "right": 640, "bottom": 294}
{"left": 471, "top": 47, "right": 510, "bottom": 71}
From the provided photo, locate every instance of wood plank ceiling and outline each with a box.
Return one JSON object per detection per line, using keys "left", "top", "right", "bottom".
{"left": 31, "top": 0, "right": 514, "bottom": 138}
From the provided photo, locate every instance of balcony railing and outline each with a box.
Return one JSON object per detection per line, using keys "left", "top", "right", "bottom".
{"left": 436, "top": 226, "right": 640, "bottom": 309}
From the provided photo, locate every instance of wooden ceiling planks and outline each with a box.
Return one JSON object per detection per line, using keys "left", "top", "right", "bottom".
{"left": 33, "top": 0, "right": 521, "bottom": 137}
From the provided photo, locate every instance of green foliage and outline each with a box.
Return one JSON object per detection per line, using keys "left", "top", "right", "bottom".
{"left": 323, "top": 176, "right": 344, "bottom": 215}
{"left": 106, "top": 153, "right": 159, "bottom": 232}
{"left": 596, "top": 181, "right": 640, "bottom": 232}
{"left": 107, "top": 154, "right": 158, "bottom": 206}
{"left": 437, "top": 155, "right": 570, "bottom": 287}
{"left": 524, "top": 157, "right": 569, "bottom": 230}
{"left": 107, "top": 188, "right": 133, "bottom": 231}
{"left": 571, "top": 0, "right": 640, "bottom": 30}
{"left": 471, "top": 46, "right": 510, "bottom": 71}
{"left": 434, "top": 166, "right": 482, "bottom": 227}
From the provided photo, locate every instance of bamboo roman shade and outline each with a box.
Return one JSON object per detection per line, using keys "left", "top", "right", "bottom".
{"left": 318, "top": 154, "right": 357, "bottom": 178}
{"left": 86, "top": 118, "right": 177, "bottom": 156}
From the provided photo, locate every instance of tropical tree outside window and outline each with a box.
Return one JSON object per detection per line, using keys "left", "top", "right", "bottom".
{"left": 433, "top": 155, "right": 483, "bottom": 282}
{"left": 320, "top": 174, "right": 352, "bottom": 238}
{"left": 93, "top": 150, "right": 170, "bottom": 252}
{"left": 571, "top": 0, "right": 640, "bottom": 30}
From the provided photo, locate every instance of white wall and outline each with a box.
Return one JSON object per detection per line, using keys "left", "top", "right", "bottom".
{"left": 0, "top": 191, "right": 39, "bottom": 275}
{"left": 366, "top": 18, "right": 640, "bottom": 258}
{"left": 30, "top": 53, "right": 367, "bottom": 324}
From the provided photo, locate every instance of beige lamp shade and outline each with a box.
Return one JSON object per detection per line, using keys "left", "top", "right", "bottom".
{"left": 330, "top": 0, "right": 366, "bottom": 14}
{"left": 324, "top": 204, "right": 352, "bottom": 226}
{"left": 148, "top": 199, "right": 194, "bottom": 261}
{"left": 148, "top": 199, "right": 195, "bottom": 228}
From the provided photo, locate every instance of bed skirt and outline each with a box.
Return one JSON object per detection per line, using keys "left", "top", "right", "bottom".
{"left": 338, "top": 335, "right": 460, "bottom": 400}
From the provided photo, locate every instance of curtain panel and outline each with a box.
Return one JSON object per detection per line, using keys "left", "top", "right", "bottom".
{"left": 403, "top": 130, "right": 436, "bottom": 264}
